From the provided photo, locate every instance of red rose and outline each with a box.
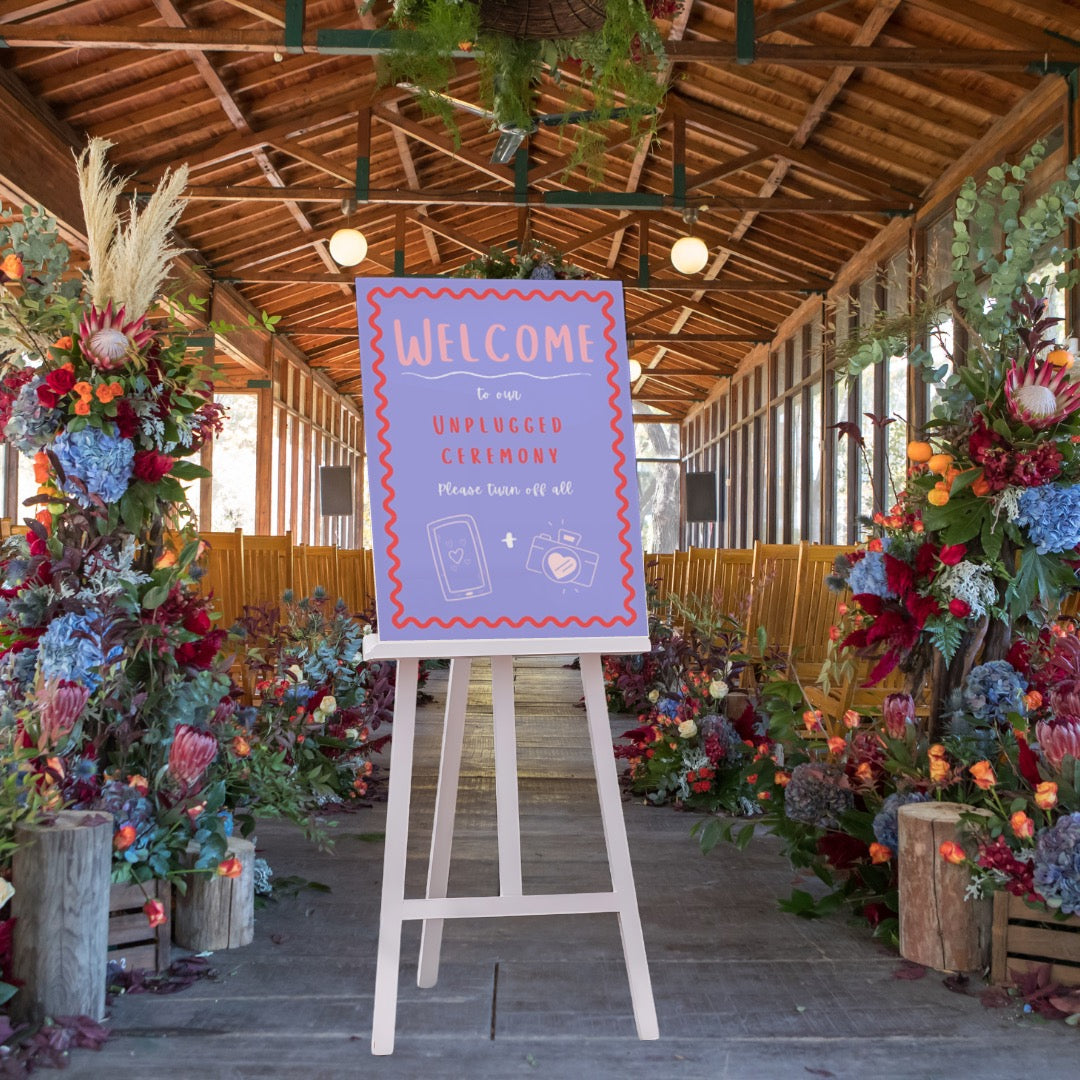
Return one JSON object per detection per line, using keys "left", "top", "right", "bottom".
{"left": 913, "top": 542, "right": 940, "bottom": 576}
{"left": 948, "top": 598, "right": 971, "bottom": 617}
{"left": 938, "top": 544, "right": 967, "bottom": 566}
{"left": 182, "top": 608, "right": 212, "bottom": 636}
{"left": 45, "top": 364, "right": 76, "bottom": 394}
{"left": 133, "top": 450, "right": 175, "bottom": 483}
{"left": 36, "top": 384, "right": 59, "bottom": 408}
{"left": 114, "top": 397, "right": 139, "bottom": 438}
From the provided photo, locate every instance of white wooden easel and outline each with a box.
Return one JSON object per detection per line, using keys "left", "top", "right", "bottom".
{"left": 364, "top": 633, "right": 658, "bottom": 1056}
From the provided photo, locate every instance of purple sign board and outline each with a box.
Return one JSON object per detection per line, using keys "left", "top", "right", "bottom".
{"left": 356, "top": 278, "right": 648, "bottom": 644}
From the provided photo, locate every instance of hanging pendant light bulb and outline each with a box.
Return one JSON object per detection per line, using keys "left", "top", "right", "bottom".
{"left": 329, "top": 198, "right": 368, "bottom": 267}
{"left": 671, "top": 207, "right": 708, "bottom": 275}
{"left": 628, "top": 358, "right": 643, "bottom": 381}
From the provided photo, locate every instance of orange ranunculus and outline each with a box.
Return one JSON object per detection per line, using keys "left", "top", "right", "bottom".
{"left": 35, "top": 509, "right": 52, "bottom": 532}
{"left": 1, "top": 253, "right": 24, "bottom": 279}
{"left": 842, "top": 709, "right": 860, "bottom": 729}
{"left": 53, "top": 335, "right": 73, "bottom": 351}
{"left": 217, "top": 856, "right": 243, "bottom": 879}
{"left": 73, "top": 380, "right": 93, "bottom": 399}
{"left": 827, "top": 736, "right": 847, "bottom": 755}
{"left": 869, "top": 842, "right": 892, "bottom": 864}
{"left": 33, "top": 450, "right": 49, "bottom": 484}
{"left": 127, "top": 774, "right": 149, "bottom": 797}
{"left": 74, "top": 399, "right": 90, "bottom": 416}
{"left": 232, "top": 735, "right": 251, "bottom": 758}
{"left": 939, "top": 840, "right": 966, "bottom": 865}
{"left": 1024, "top": 690, "right": 1043, "bottom": 710}
{"left": 867, "top": 537, "right": 883, "bottom": 552}
{"left": 969, "top": 760, "right": 996, "bottom": 790}
{"left": 114, "top": 825, "right": 137, "bottom": 851}
{"left": 143, "top": 899, "right": 167, "bottom": 928}
{"left": 1010, "top": 811, "right": 1035, "bottom": 839}
{"left": 1034, "top": 781, "right": 1058, "bottom": 810}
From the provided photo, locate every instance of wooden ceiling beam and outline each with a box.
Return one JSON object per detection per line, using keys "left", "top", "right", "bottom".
{"left": 152, "top": 184, "right": 914, "bottom": 214}
{"left": 756, "top": 0, "right": 852, "bottom": 35}
{"left": 383, "top": 100, "right": 443, "bottom": 266}
{"left": 3, "top": 24, "right": 1077, "bottom": 68}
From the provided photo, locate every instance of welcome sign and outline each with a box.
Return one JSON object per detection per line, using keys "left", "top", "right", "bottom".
{"left": 356, "top": 278, "right": 648, "bottom": 644}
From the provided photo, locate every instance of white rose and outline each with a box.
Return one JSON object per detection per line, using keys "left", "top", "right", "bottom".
{"left": 0, "top": 878, "right": 13, "bottom": 911}
{"left": 678, "top": 719, "right": 698, "bottom": 739}
{"left": 709, "top": 680, "right": 728, "bottom": 702}
{"left": 647, "top": 689, "right": 660, "bottom": 704}
{"left": 288, "top": 664, "right": 304, "bottom": 680}
{"left": 345, "top": 728, "right": 360, "bottom": 741}
{"left": 317, "top": 695, "right": 337, "bottom": 716}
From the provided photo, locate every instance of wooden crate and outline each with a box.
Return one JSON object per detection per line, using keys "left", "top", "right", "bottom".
{"left": 108, "top": 880, "right": 170, "bottom": 973}
{"left": 991, "top": 891, "right": 1080, "bottom": 987}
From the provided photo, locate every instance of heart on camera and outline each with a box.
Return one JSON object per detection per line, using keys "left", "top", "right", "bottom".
{"left": 546, "top": 550, "right": 578, "bottom": 581}
{"left": 448, "top": 548, "right": 464, "bottom": 565}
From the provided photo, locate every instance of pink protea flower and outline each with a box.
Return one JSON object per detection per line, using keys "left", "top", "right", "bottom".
{"left": 77, "top": 301, "right": 154, "bottom": 372}
{"left": 1036, "top": 718, "right": 1080, "bottom": 772}
{"left": 882, "top": 692, "right": 915, "bottom": 739}
{"left": 1005, "top": 354, "right": 1080, "bottom": 430}
{"left": 168, "top": 724, "right": 218, "bottom": 787}
{"left": 35, "top": 680, "right": 89, "bottom": 749}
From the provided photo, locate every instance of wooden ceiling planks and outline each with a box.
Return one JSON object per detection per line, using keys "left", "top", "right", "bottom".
{"left": 1, "top": 0, "right": 1076, "bottom": 417}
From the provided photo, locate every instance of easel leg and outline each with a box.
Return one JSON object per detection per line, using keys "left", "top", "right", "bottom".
{"left": 490, "top": 655, "right": 522, "bottom": 897}
{"left": 371, "top": 659, "right": 420, "bottom": 1056}
{"left": 579, "top": 653, "right": 659, "bottom": 1041}
{"left": 417, "top": 657, "right": 471, "bottom": 988}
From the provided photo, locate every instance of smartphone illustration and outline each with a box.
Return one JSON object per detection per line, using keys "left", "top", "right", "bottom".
{"left": 426, "top": 514, "right": 492, "bottom": 601}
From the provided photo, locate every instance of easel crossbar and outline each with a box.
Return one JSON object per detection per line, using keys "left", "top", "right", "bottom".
{"left": 401, "top": 892, "right": 622, "bottom": 920}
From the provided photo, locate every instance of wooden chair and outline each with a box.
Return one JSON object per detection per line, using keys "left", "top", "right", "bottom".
{"left": 242, "top": 531, "right": 294, "bottom": 614}
{"left": 745, "top": 542, "right": 802, "bottom": 655}
{"left": 339, "top": 547, "right": 377, "bottom": 617}
{"left": 294, "top": 544, "right": 341, "bottom": 601}
{"left": 195, "top": 529, "right": 245, "bottom": 629}
{"left": 712, "top": 548, "right": 754, "bottom": 624}
{"left": 789, "top": 543, "right": 850, "bottom": 718}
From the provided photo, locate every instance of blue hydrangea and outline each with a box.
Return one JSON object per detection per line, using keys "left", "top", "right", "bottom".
{"left": 5, "top": 378, "right": 62, "bottom": 454}
{"left": 1033, "top": 812, "right": 1080, "bottom": 915}
{"left": 38, "top": 611, "right": 121, "bottom": 691}
{"left": 847, "top": 550, "right": 895, "bottom": 598}
{"left": 656, "top": 697, "right": 680, "bottom": 719}
{"left": 53, "top": 427, "right": 134, "bottom": 505}
{"left": 961, "top": 660, "right": 1027, "bottom": 725}
{"left": 529, "top": 264, "right": 557, "bottom": 280}
{"left": 872, "top": 791, "right": 930, "bottom": 852}
{"left": 1015, "top": 484, "right": 1080, "bottom": 554}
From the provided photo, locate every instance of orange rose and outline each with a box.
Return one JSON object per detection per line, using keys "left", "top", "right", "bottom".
{"left": 842, "top": 709, "right": 860, "bottom": 729}
{"left": 95, "top": 383, "right": 113, "bottom": 403}
{"left": 143, "top": 899, "right": 167, "bottom": 928}
{"left": 1024, "top": 691, "right": 1043, "bottom": 710}
{"left": 928, "top": 744, "right": 947, "bottom": 758}
{"left": 154, "top": 549, "right": 178, "bottom": 569}
{"left": 868, "top": 537, "right": 883, "bottom": 552}
{"left": 827, "top": 736, "right": 847, "bottom": 755}
{"left": 775, "top": 771, "right": 791, "bottom": 787}
{"left": 33, "top": 450, "right": 49, "bottom": 485}
{"left": 855, "top": 762, "right": 874, "bottom": 784}
{"left": 869, "top": 842, "right": 892, "bottom": 864}
{"left": 232, "top": 735, "right": 251, "bottom": 758}
{"left": 108, "top": 381, "right": 123, "bottom": 398}
{"left": 74, "top": 399, "right": 90, "bottom": 416}
{"left": 1, "top": 253, "right": 24, "bottom": 279}
{"left": 217, "top": 856, "right": 243, "bottom": 878}
{"left": 1010, "top": 811, "right": 1035, "bottom": 839}
{"left": 113, "top": 825, "right": 137, "bottom": 851}
{"left": 52, "top": 335, "right": 73, "bottom": 351}
{"left": 1034, "top": 781, "right": 1058, "bottom": 810}
{"left": 73, "top": 381, "right": 93, "bottom": 399}
{"left": 929, "top": 756, "right": 950, "bottom": 783}
{"left": 802, "top": 709, "right": 823, "bottom": 731}
{"left": 969, "top": 760, "right": 996, "bottom": 790}
{"left": 938, "top": 840, "right": 966, "bottom": 865}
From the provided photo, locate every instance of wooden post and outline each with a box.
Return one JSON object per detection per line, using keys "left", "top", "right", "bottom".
{"left": 11, "top": 810, "right": 113, "bottom": 1022}
{"left": 897, "top": 801, "right": 992, "bottom": 972}
{"left": 173, "top": 837, "right": 255, "bottom": 951}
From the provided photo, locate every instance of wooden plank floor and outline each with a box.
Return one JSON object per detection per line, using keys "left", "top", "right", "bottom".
{"left": 65, "top": 658, "right": 1073, "bottom": 1079}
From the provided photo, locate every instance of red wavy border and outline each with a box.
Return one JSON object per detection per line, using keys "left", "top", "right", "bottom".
{"left": 365, "top": 283, "right": 640, "bottom": 632}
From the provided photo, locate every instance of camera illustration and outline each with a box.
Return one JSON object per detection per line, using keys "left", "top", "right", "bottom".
{"left": 525, "top": 528, "right": 599, "bottom": 589}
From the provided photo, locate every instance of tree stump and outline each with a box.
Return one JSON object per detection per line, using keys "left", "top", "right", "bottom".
{"left": 898, "top": 801, "right": 992, "bottom": 972}
{"left": 11, "top": 810, "right": 113, "bottom": 1022}
{"left": 173, "top": 837, "right": 255, "bottom": 951}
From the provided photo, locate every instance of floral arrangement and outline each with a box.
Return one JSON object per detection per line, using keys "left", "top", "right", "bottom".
{"left": 452, "top": 240, "right": 589, "bottom": 281}
{"left": 612, "top": 598, "right": 771, "bottom": 815}
{"left": 826, "top": 143, "right": 1080, "bottom": 733}
{"left": 381, "top": 0, "right": 678, "bottom": 171}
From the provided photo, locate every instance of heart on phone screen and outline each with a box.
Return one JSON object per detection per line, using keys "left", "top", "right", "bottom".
{"left": 546, "top": 550, "right": 578, "bottom": 580}
{"left": 448, "top": 548, "right": 464, "bottom": 565}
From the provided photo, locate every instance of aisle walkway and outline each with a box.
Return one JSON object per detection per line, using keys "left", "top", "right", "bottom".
{"left": 69, "top": 658, "right": 1071, "bottom": 1079}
